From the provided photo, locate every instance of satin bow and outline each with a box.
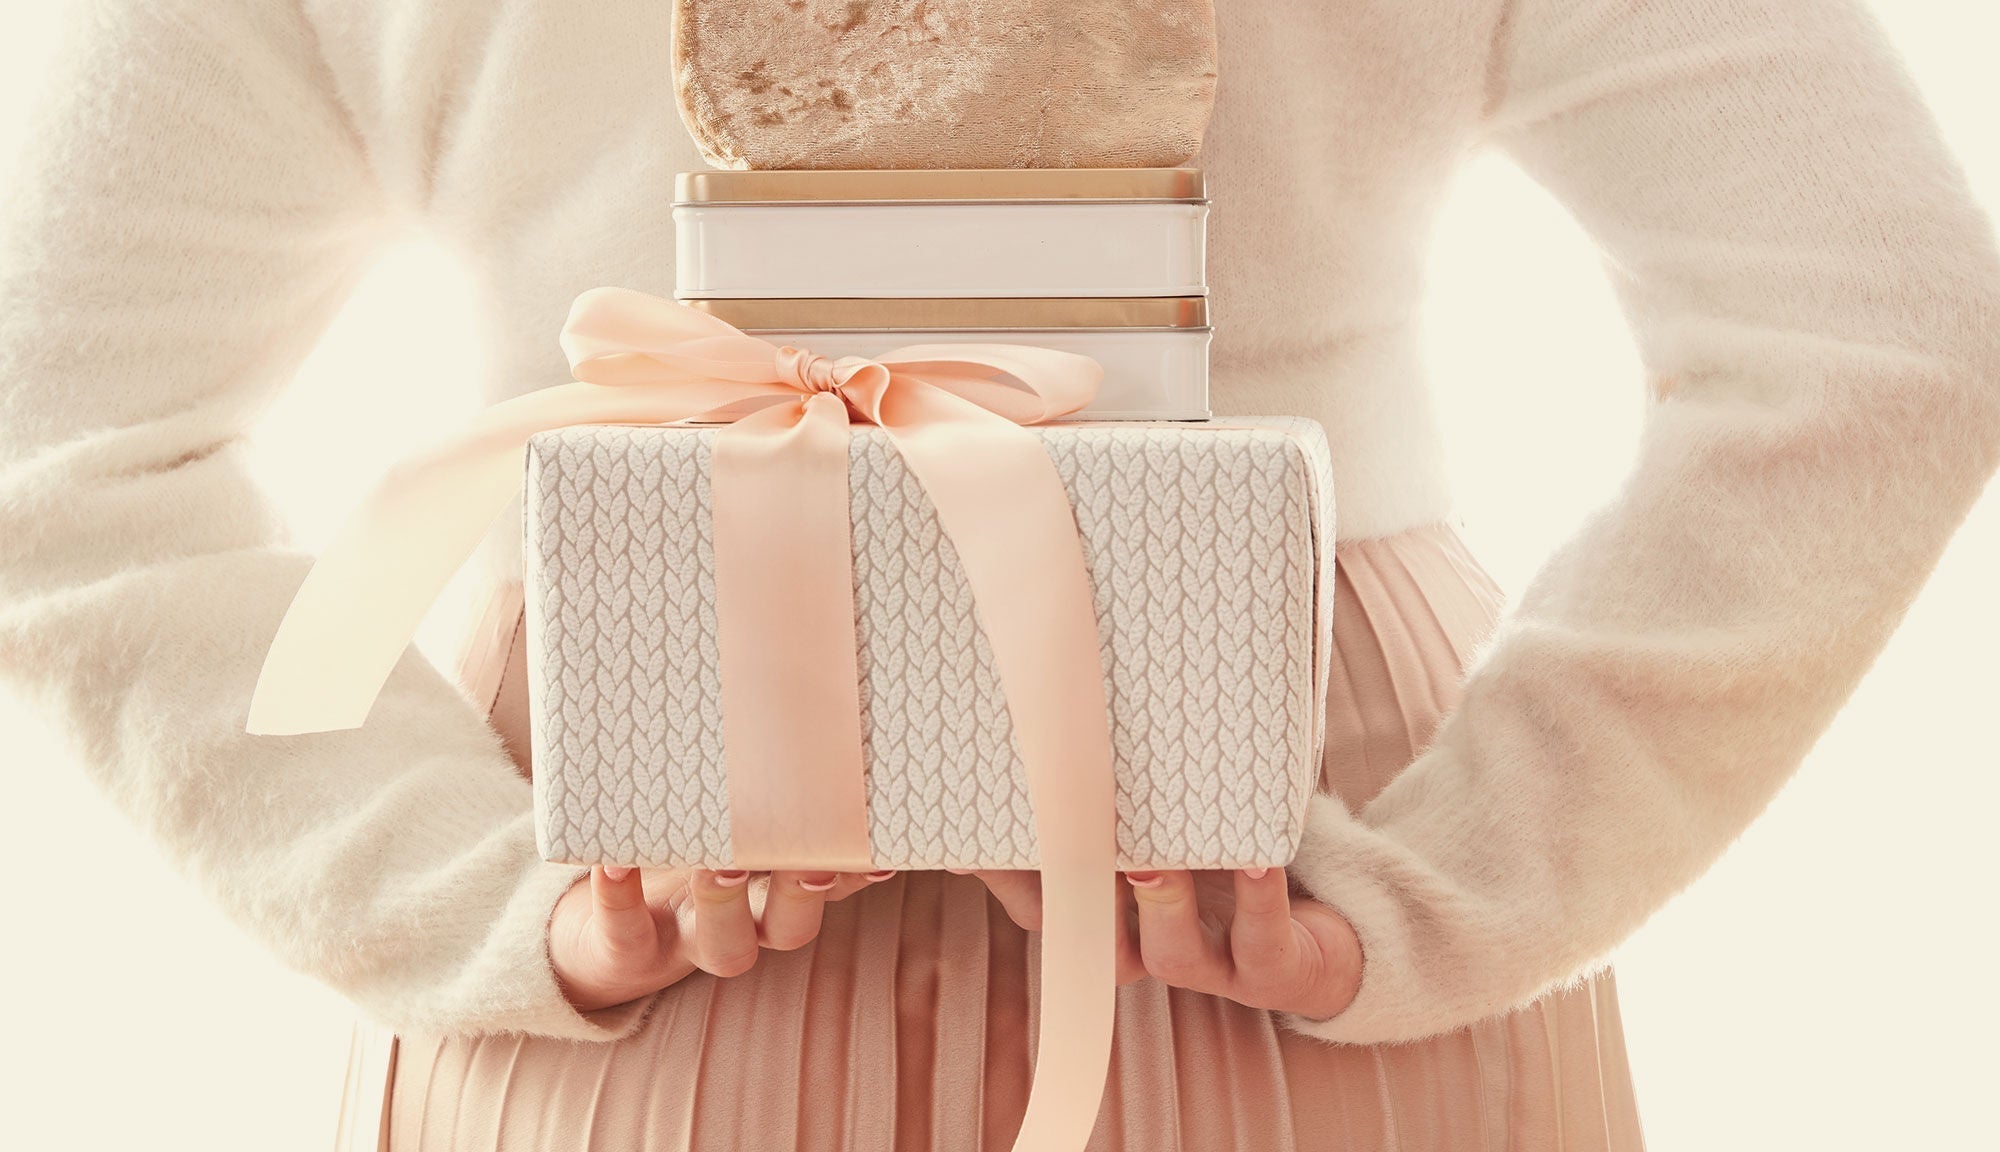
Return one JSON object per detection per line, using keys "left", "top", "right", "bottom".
{"left": 246, "top": 286, "right": 1118, "bottom": 1152}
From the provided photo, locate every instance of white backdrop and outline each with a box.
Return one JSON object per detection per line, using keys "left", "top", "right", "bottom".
{"left": 2, "top": 5, "right": 1995, "bottom": 1150}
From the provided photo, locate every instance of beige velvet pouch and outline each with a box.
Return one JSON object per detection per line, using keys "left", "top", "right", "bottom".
{"left": 672, "top": 0, "right": 1217, "bottom": 170}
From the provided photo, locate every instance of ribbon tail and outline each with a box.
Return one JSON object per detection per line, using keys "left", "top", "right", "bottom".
{"left": 1020, "top": 872, "right": 1119, "bottom": 1152}
{"left": 872, "top": 382, "right": 1118, "bottom": 1152}
{"left": 247, "top": 380, "right": 767, "bottom": 736}
{"left": 246, "top": 438, "right": 525, "bottom": 734}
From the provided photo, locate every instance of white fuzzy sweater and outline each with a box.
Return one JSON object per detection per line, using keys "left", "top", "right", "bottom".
{"left": 2, "top": 0, "right": 1997, "bottom": 1049}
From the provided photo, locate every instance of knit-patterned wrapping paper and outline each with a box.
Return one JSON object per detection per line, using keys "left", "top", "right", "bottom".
{"left": 524, "top": 418, "right": 1334, "bottom": 871}
{"left": 671, "top": 0, "right": 1217, "bottom": 170}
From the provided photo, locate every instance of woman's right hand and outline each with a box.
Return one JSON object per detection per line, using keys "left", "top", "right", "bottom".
{"left": 548, "top": 866, "right": 893, "bottom": 1013}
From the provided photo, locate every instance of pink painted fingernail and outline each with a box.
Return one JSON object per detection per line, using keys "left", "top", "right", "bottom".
{"left": 866, "top": 870, "right": 897, "bottom": 882}
{"left": 799, "top": 875, "right": 839, "bottom": 892}
{"left": 1244, "top": 867, "right": 1270, "bottom": 880}
{"left": 1125, "top": 872, "right": 1164, "bottom": 889}
{"left": 601, "top": 865, "right": 633, "bottom": 882}
{"left": 713, "top": 870, "right": 750, "bottom": 887}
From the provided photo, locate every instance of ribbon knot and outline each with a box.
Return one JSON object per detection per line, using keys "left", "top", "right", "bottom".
{"left": 775, "top": 345, "right": 844, "bottom": 395}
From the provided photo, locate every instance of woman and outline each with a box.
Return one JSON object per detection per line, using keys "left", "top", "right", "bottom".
{"left": 3, "top": 0, "right": 1996, "bottom": 1149}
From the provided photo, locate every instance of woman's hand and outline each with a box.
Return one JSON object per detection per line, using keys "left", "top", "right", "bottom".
{"left": 548, "top": 865, "right": 894, "bottom": 1013}
{"left": 1126, "top": 868, "right": 1362, "bottom": 1021}
{"left": 954, "top": 866, "right": 1363, "bottom": 1019}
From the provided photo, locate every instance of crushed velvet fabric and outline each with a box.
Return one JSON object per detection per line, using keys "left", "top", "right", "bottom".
{"left": 671, "top": 0, "right": 1216, "bottom": 169}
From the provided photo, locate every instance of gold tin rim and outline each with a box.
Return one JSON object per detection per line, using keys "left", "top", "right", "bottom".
{"left": 682, "top": 297, "right": 1209, "bottom": 331}
{"left": 675, "top": 168, "right": 1206, "bottom": 205}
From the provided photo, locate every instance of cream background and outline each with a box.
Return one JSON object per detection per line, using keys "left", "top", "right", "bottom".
{"left": 0, "top": 3, "right": 1993, "bottom": 1148}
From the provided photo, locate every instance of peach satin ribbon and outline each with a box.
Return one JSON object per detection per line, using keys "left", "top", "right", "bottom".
{"left": 246, "top": 286, "right": 1117, "bottom": 1152}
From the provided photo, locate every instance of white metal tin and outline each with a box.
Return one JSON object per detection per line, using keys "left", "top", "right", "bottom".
{"left": 674, "top": 201, "right": 1209, "bottom": 299}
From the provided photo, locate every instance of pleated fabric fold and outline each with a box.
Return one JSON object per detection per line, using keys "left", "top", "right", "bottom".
{"left": 381, "top": 519, "right": 1643, "bottom": 1152}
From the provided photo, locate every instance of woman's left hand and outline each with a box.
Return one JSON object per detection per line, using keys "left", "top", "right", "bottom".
{"left": 1123, "top": 867, "right": 1363, "bottom": 1021}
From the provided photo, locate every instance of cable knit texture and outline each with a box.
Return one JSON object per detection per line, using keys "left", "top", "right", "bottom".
{"left": 1, "top": 0, "right": 1997, "bottom": 1053}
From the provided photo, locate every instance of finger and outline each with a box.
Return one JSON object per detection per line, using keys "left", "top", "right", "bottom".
{"left": 590, "top": 865, "right": 661, "bottom": 958}
{"left": 690, "top": 869, "right": 760, "bottom": 977}
{"left": 1290, "top": 895, "right": 1367, "bottom": 1020}
{"left": 1228, "top": 867, "right": 1301, "bottom": 986}
{"left": 1114, "top": 877, "right": 1148, "bottom": 984}
{"left": 792, "top": 869, "right": 893, "bottom": 909}
{"left": 970, "top": 870, "right": 1042, "bottom": 930}
{"left": 810, "top": 870, "right": 888, "bottom": 903}
{"left": 759, "top": 871, "right": 836, "bottom": 951}
{"left": 1129, "top": 870, "right": 1225, "bottom": 992}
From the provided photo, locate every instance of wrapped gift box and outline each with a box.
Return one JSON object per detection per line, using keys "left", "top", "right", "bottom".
{"left": 525, "top": 417, "right": 1335, "bottom": 871}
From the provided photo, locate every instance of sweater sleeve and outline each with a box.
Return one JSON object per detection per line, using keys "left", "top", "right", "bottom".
{"left": 0, "top": 0, "right": 654, "bottom": 1042}
{"left": 1283, "top": 0, "right": 2000, "bottom": 1045}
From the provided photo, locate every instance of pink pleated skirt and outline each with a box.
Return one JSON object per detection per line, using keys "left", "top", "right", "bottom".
{"left": 359, "top": 519, "right": 1644, "bottom": 1151}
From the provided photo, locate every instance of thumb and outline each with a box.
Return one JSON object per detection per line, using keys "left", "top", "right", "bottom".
{"left": 590, "top": 865, "right": 663, "bottom": 956}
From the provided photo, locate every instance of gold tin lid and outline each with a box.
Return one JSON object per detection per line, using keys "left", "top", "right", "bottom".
{"left": 675, "top": 168, "right": 1206, "bottom": 205}
{"left": 683, "top": 297, "right": 1209, "bottom": 331}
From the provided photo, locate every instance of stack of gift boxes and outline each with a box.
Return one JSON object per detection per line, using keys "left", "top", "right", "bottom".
{"left": 523, "top": 168, "right": 1337, "bottom": 873}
